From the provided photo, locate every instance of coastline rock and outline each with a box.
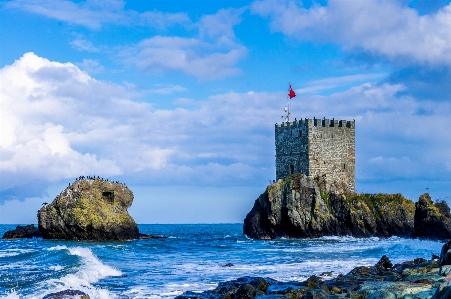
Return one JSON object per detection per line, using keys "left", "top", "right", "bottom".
{"left": 439, "top": 240, "right": 451, "bottom": 266}
{"left": 2, "top": 224, "right": 42, "bottom": 239}
{"left": 38, "top": 178, "right": 139, "bottom": 240}
{"left": 243, "top": 174, "right": 415, "bottom": 239}
{"left": 415, "top": 193, "right": 451, "bottom": 240}
{"left": 42, "top": 289, "right": 90, "bottom": 299}
{"left": 175, "top": 255, "right": 443, "bottom": 299}
{"left": 243, "top": 174, "right": 451, "bottom": 240}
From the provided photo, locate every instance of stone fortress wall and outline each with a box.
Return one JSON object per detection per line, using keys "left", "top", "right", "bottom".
{"left": 275, "top": 117, "right": 355, "bottom": 191}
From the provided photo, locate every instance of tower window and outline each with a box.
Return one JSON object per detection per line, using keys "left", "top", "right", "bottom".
{"left": 299, "top": 131, "right": 302, "bottom": 137}
{"left": 290, "top": 165, "right": 294, "bottom": 174}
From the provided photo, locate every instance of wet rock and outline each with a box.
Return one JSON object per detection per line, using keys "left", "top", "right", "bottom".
{"left": 2, "top": 224, "right": 42, "bottom": 239}
{"left": 439, "top": 265, "right": 451, "bottom": 276}
{"left": 38, "top": 178, "right": 139, "bottom": 240}
{"left": 366, "top": 289, "right": 396, "bottom": 299}
{"left": 176, "top": 250, "right": 445, "bottom": 299}
{"left": 223, "top": 263, "right": 234, "bottom": 267}
{"left": 439, "top": 240, "right": 451, "bottom": 266}
{"left": 42, "top": 289, "right": 90, "bottom": 299}
{"left": 376, "top": 255, "right": 393, "bottom": 270}
{"left": 139, "top": 233, "right": 168, "bottom": 239}
{"left": 415, "top": 193, "right": 451, "bottom": 240}
{"left": 235, "top": 284, "right": 256, "bottom": 299}
{"left": 301, "top": 288, "right": 329, "bottom": 299}
{"left": 432, "top": 283, "right": 451, "bottom": 299}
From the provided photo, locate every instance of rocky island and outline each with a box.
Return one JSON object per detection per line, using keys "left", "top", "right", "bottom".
{"left": 37, "top": 177, "right": 139, "bottom": 240}
{"left": 244, "top": 174, "right": 451, "bottom": 240}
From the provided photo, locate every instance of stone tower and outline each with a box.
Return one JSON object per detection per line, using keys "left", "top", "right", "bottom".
{"left": 275, "top": 117, "right": 355, "bottom": 191}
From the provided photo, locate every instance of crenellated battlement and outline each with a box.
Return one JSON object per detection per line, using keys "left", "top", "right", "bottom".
{"left": 275, "top": 116, "right": 355, "bottom": 192}
{"left": 276, "top": 118, "right": 355, "bottom": 128}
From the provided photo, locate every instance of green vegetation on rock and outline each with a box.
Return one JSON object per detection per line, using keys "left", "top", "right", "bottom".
{"left": 244, "top": 174, "right": 451, "bottom": 240}
{"left": 38, "top": 178, "right": 139, "bottom": 240}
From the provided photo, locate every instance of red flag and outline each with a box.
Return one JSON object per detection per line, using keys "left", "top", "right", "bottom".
{"left": 288, "top": 84, "right": 296, "bottom": 99}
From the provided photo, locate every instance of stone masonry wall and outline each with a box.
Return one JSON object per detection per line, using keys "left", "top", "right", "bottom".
{"left": 275, "top": 118, "right": 355, "bottom": 192}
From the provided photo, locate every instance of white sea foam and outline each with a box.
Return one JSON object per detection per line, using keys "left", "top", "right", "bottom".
{"left": 17, "top": 246, "right": 122, "bottom": 299}
{"left": 49, "top": 265, "right": 63, "bottom": 271}
{"left": 0, "top": 291, "right": 20, "bottom": 299}
{"left": 0, "top": 249, "right": 34, "bottom": 258}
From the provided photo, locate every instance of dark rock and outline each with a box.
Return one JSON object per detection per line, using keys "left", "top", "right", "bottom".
{"left": 223, "top": 263, "right": 234, "bottom": 267}
{"left": 366, "top": 290, "right": 396, "bottom": 299}
{"left": 433, "top": 254, "right": 440, "bottom": 260}
{"left": 440, "top": 240, "right": 451, "bottom": 266}
{"left": 303, "top": 275, "right": 321, "bottom": 289}
{"left": 42, "top": 289, "right": 89, "bottom": 299}
{"left": 432, "top": 283, "right": 451, "bottom": 299}
{"left": 38, "top": 178, "right": 139, "bottom": 240}
{"left": 138, "top": 233, "right": 168, "bottom": 239}
{"left": 243, "top": 174, "right": 416, "bottom": 239}
{"left": 2, "top": 224, "right": 42, "bottom": 239}
{"left": 301, "top": 288, "right": 329, "bottom": 299}
{"left": 375, "top": 255, "right": 393, "bottom": 270}
{"left": 235, "top": 284, "right": 256, "bottom": 299}
{"left": 414, "top": 193, "right": 451, "bottom": 240}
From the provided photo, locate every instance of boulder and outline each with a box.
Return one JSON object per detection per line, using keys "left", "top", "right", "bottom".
{"left": 439, "top": 240, "right": 451, "bottom": 266}
{"left": 243, "top": 174, "right": 415, "bottom": 239}
{"left": 414, "top": 193, "right": 451, "bottom": 240}
{"left": 38, "top": 178, "right": 139, "bottom": 240}
{"left": 2, "top": 224, "right": 42, "bottom": 239}
{"left": 42, "top": 289, "right": 89, "bottom": 299}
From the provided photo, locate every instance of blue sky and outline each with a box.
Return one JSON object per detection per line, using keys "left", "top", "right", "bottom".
{"left": 1, "top": 0, "right": 450, "bottom": 224}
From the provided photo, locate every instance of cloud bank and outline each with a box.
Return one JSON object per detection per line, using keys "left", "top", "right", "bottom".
{"left": 252, "top": 0, "right": 451, "bottom": 66}
{"left": 1, "top": 53, "right": 450, "bottom": 204}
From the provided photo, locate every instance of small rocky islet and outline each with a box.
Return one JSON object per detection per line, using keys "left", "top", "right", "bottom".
{"left": 243, "top": 174, "right": 451, "bottom": 240}
{"left": 2, "top": 176, "right": 162, "bottom": 240}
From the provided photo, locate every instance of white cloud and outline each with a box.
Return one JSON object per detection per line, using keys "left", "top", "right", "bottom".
{"left": 5, "top": 0, "right": 191, "bottom": 30}
{"left": 122, "top": 36, "right": 247, "bottom": 80}
{"left": 120, "top": 8, "right": 248, "bottom": 80}
{"left": 70, "top": 38, "right": 100, "bottom": 52}
{"left": 76, "top": 59, "right": 105, "bottom": 74}
{"left": 252, "top": 0, "right": 451, "bottom": 66}
{"left": 197, "top": 8, "right": 244, "bottom": 40}
{"left": 139, "top": 10, "right": 191, "bottom": 29}
{"left": 1, "top": 53, "right": 450, "bottom": 203}
{"left": 150, "top": 84, "right": 186, "bottom": 95}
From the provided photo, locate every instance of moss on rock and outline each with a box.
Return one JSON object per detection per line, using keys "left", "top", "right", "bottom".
{"left": 38, "top": 178, "right": 139, "bottom": 240}
{"left": 244, "top": 174, "right": 450, "bottom": 240}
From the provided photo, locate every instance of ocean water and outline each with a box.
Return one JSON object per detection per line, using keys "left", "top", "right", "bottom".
{"left": 0, "top": 224, "right": 444, "bottom": 299}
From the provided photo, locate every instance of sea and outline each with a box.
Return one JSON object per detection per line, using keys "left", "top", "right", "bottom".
{"left": 0, "top": 224, "right": 444, "bottom": 299}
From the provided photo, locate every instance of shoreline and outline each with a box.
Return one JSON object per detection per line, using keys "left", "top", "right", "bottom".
{"left": 175, "top": 254, "right": 449, "bottom": 299}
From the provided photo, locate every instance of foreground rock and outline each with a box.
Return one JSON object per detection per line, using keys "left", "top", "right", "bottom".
{"left": 176, "top": 255, "right": 450, "bottom": 299}
{"left": 2, "top": 224, "right": 42, "bottom": 239}
{"left": 244, "top": 174, "right": 451, "bottom": 240}
{"left": 42, "top": 289, "right": 89, "bottom": 299}
{"left": 38, "top": 178, "right": 139, "bottom": 240}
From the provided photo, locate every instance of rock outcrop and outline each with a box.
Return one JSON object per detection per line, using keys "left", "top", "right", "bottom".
{"left": 244, "top": 174, "right": 451, "bottom": 240}
{"left": 415, "top": 193, "right": 451, "bottom": 240}
{"left": 176, "top": 255, "right": 449, "bottom": 299}
{"left": 38, "top": 178, "right": 139, "bottom": 240}
{"left": 42, "top": 289, "right": 90, "bottom": 299}
{"left": 2, "top": 224, "right": 42, "bottom": 239}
